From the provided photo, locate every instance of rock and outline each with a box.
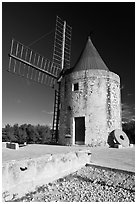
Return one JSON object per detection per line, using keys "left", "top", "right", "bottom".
{"left": 9, "top": 166, "right": 135, "bottom": 202}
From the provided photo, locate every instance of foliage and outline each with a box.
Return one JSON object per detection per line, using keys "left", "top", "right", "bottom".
{"left": 122, "top": 120, "right": 135, "bottom": 144}
{"left": 4, "top": 124, "right": 16, "bottom": 143}
{"left": 2, "top": 123, "right": 52, "bottom": 144}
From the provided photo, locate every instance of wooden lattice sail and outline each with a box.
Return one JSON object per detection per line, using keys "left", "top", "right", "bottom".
{"left": 8, "top": 38, "right": 61, "bottom": 88}
{"left": 53, "top": 16, "right": 72, "bottom": 70}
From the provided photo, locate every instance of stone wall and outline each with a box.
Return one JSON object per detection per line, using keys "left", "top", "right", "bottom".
{"left": 59, "top": 70, "right": 121, "bottom": 146}
{"left": 108, "top": 78, "right": 122, "bottom": 132}
{"left": 2, "top": 150, "right": 91, "bottom": 201}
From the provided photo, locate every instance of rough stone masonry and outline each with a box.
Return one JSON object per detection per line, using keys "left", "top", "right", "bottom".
{"left": 58, "top": 37, "right": 122, "bottom": 145}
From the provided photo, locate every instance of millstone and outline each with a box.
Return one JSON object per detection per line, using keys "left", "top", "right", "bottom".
{"left": 114, "top": 129, "right": 130, "bottom": 147}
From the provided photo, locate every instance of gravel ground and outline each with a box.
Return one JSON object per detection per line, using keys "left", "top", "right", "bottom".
{"left": 9, "top": 166, "right": 135, "bottom": 202}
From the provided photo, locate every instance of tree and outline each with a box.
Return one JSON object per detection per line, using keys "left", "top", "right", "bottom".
{"left": 13, "top": 123, "right": 19, "bottom": 142}
{"left": 2, "top": 127, "right": 8, "bottom": 142}
{"left": 2, "top": 123, "right": 52, "bottom": 144}
{"left": 19, "top": 124, "right": 28, "bottom": 143}
{"left": 26, "top": 124, "right": 39, "bottom": 143}
{"left": 6, "top": 125, "right": 16, "bottom": 143}
{"left": 35, "top": 125, "right": 52, "bottom": 144}
{"left": 4, "top": 124, "right": 11, "bottom": 141}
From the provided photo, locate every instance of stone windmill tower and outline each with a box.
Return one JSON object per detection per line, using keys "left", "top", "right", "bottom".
{"left": 8, "top": 15, "right": 122, "bottom": 146}
{"left": 58, "top": 36, "right": 122, "bottom": 146}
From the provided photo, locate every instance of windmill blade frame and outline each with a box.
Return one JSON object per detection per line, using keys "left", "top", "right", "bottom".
{"left": 53, "top": 16, "right": 72, "bottom": 71}
{"left": 8, "top": 38, "right": 61, "bottom": 88}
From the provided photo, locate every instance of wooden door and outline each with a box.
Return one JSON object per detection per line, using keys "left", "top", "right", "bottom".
{"left": 75, "top": 117, "right": 85, "bottom": 145}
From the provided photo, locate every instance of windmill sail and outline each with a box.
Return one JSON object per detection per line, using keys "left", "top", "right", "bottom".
{"left": 51, "top": 16, "right": 72, "bottom": 143}
{"left": 8, "top": 39, "right": 61, "bottom": 88}
{"left": 53, "top": 16, "right": 72, "bottom": 71}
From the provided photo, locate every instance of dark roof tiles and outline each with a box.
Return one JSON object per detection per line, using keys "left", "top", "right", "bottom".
{"left": 72, "top": 37, "right": 109, "bottom": 72}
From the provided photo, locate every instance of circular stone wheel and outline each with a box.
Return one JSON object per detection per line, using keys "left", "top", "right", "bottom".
{"left": 114, "top": 129, "right": 130, "bottom": 147}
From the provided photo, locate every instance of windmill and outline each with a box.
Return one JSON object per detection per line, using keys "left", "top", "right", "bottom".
{"left": 8, "top": 16, "right": 72, "bottom": 143}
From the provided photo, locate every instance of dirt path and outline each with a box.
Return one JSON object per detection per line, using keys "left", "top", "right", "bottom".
{"left": 89, "top": 146, "right": 135, "bottom": 172}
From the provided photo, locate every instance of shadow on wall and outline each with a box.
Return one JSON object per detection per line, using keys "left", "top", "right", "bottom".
{"left": 107, "top": 130, "right": 117, "bottom": 147}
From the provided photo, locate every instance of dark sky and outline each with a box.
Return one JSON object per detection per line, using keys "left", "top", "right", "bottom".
{"left": 2, "top": 2, "right": 135, "bottom": 127}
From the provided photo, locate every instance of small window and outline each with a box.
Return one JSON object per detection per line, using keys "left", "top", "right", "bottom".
{"left": 73, "top": 83, "right": 79, "bottom": 91}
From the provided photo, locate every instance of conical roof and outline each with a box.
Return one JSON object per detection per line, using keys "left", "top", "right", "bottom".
{"left": 73, "top": 37, "right": 109, "bottom": 72}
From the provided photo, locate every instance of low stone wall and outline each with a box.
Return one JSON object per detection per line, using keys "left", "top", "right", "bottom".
{"left": 2, "top": 142, "right": 19, "bottom": 150}
{"left": 6, "top": 142, "right": 19, "bottom": 150}
{"left": 2, "top": 150, "right": 91, "bottom": 201}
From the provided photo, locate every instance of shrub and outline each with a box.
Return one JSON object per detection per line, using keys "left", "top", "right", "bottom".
{"left": 122, "top": 121, "right": 135, "bottom": 144}
{"left": 2, "top": 124, "right": 52, "bottom": 144}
